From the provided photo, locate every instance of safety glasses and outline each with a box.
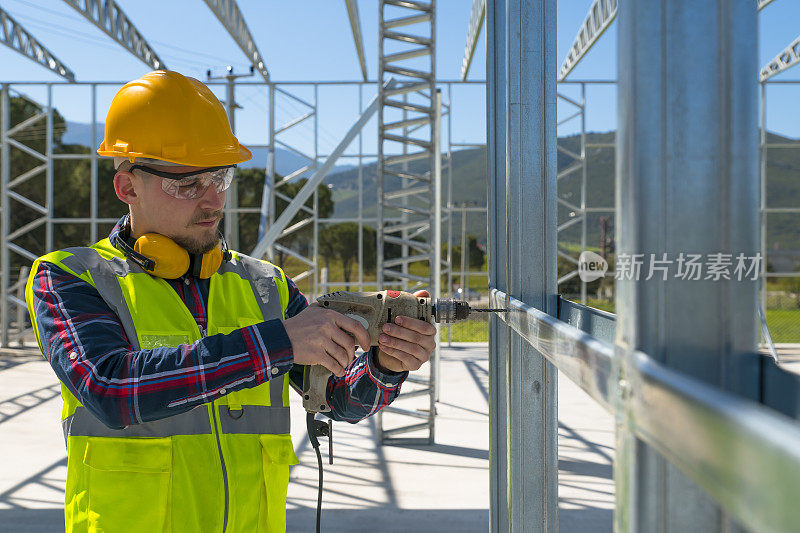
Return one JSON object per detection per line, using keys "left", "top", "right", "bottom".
{"left": 129, "top": 164, "right": 236, "bottom": 200}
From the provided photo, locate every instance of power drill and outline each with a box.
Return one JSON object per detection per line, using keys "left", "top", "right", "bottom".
{"left": 301, "top": 289, "right": 507, "bottom": 413}
{"left": 301, "top": 290, "right": 507, "bottom": 533}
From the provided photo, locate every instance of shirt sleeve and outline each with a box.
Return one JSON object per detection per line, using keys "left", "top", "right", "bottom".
{"left": 29, "top": 261, "right": 294, "bottom": 429}
{"left": 283, "top": 277, "right": 408, "bottom": 422}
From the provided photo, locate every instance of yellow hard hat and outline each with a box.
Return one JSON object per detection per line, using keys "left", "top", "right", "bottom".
{"left": 97, "top": 70, "right": 252, "bottom": 167}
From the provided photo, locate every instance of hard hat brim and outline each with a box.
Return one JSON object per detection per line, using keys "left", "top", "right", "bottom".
{"left": 98, "top": 142, "right": 252, "bottom": 168}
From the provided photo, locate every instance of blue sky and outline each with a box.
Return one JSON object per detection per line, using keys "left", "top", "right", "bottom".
{"left": 1, "top": 0, "right": 798, "bottom": 151}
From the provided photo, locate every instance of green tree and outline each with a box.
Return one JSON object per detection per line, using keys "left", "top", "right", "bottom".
{"left": 449, "top": 234, "right": 486, "bottom": 271}
{"left": 234, "top": 167, "right": 333, "bottom": 267}
{"left": 319, "top": 223, "right": 376, "bottom": 289}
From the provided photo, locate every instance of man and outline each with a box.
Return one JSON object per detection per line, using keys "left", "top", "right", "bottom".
{"left": 25, "top": 70, "right": 436, "bottom": 533}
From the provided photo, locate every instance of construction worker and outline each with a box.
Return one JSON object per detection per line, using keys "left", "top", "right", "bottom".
{"left": 25, "top": 70, "right": 436, "bottom": 533}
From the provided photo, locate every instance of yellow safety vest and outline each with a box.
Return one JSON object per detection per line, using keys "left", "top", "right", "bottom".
{"left": 25, "top": 238, "right": 299, "bottom": 533}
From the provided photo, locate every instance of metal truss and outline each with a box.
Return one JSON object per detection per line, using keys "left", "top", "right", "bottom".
{"left": 0, "top": 86, "right": 51, "bottom": 348}
{"left": 62, "top": 0, "right": 165, "bottom": 71}
{"left": 377, "top": 0, "right": 440, "bottom": 445}
{"left": 260, "top": 86, "right": 318, "bottom": 288}
{"left": 560, "top": 0, "right": 773, "bottom": 82}
{"left": 0, "top": 7, "right": 74, "bottom": 81}
{"left": 252, "top": 84, "right": 386, "bottom": 259}
{"left": 760, "top": 34, "right": 800, "bottom": 81}
{"left": 460, "top": 0, "right": 485, "bottom": 81}
{"left": 203, "top": 0, "right": 270, "bottom": 82}
{"left": 344, "top": 0, "right": 368, "bottom": 81}
{"left": 558, "top": 0, "right": 617, "bottom": 82}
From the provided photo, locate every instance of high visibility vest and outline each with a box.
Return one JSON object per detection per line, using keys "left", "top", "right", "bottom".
{"left": 25, "top": 238, "right": 299, "bottom": 533}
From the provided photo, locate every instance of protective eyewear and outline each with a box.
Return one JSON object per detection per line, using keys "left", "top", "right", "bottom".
{"left": 130, "top": 164, "right": 236, "bottom": 200}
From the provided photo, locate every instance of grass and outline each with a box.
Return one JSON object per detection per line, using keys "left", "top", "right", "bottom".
{"left": 766, "top": 309, "right": 800, "bottom": 343}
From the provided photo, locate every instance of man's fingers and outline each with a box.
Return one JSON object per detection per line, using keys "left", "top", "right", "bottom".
{"left": 377, "top": 346, "right": 422, "bottom": 371}
{"left": 382, "top": 321, "right": 436, "bottom": 353}
{"left": 325, "top": 339, "right": 351, "bottom": 370}
{"left": 333, "top": 313, "right": 372, "bottom": 352}
{"left": 319, "top": 351, "right": 346, "bottom": 377}
{"left": 413, "top": 290, "right": 430, "bottom": 298}
{"left": 392, "top": 316, "right": 437, "bottom": 336}
{"left": 379, "top": 334, "right": 429, "bottom": 362}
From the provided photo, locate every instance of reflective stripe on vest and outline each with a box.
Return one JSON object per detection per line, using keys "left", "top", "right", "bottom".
{"left": 60, "top": 248, "right": 142, "bottom": 350}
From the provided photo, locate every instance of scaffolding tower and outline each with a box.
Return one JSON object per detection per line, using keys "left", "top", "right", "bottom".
{"left": 376, "top": 0, "right": 440, "bottom": 445}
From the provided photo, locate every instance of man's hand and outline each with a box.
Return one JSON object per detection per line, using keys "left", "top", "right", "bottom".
{"left": 283, "top": 305, "right": 371, "bottom": 377}
{"left": 375, "top": 290, "right": 437, "bottom": 373}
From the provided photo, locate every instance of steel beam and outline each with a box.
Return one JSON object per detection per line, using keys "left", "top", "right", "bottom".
{"left": 377, "top": 0, "right": 438, "bottom": 446}
{"left": 488, "top": 0, "right": 558, "bottom": 529}
{"left": 560, "top": 0, "right": 772, "bottom": 82}
{"left": 760, "top": 34, "right": 800, "bottom": 81}
{"left": 559, "top": 0, "right": 616, "bottom": 81}
{"left": 616, "top": 1, "right": 758, "bottom": 531}
{"left": 0, "top": 7, "right": 74, "bottom": 81}
{"left": 495, "top": 290, "right": 800, "bottom": 533}
{"left": 460, "top": 0, "right": 485, "bottom": 81}
{"left": 202, "top": 0, "right": 270, "bottom": 82}
{"left": 344, "top": 0, "right": 368, "bottom": 81}
{"left": 62, "top": 0, "right": 165, "bottom": 71}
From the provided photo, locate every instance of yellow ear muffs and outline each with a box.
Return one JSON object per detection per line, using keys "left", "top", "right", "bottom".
{"left": 199, "top": 246, "right": 223, "bottom": 279}
{"left": 134, "top": 233, "right": 190, "bottom": 279}
{"left": 132, "top": 232, "right": 224, "bottom": 279}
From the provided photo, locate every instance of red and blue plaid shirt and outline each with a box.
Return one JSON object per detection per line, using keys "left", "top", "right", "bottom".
{"left": 28, "top": 218, "right": 406, "bottom": 429}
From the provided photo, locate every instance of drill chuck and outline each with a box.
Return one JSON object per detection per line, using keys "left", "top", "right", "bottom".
{"left": 432, "top": 298, "right": 472, "bottom": 323}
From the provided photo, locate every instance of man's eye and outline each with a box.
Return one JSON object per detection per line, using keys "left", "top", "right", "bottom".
{"left": 177, "top": 179, "right": 200, "bottom": 189}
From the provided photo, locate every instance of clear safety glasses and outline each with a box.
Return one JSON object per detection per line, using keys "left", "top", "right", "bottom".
{"left": 129, "top": 164, "right": 236, "bottom": 200}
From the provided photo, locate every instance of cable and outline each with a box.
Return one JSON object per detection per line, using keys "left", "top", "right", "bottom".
{"left": 306, "top": 412, "right": 324, "bottom": 533}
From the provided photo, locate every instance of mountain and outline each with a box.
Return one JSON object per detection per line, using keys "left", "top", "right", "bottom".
{"left": 327, "top": 130, "right": 800, "bottom": 255}
{"left": 63, "top": 121, "right": 355, "bottom": 177}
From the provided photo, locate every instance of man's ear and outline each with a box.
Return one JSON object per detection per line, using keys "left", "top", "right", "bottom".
{"left": 114, "top": 170, "right": 139, "bottom": 205}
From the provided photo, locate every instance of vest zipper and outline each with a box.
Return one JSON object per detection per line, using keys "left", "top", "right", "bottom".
{"left": 199, "top": 321, "right": 229, "bottom": 532}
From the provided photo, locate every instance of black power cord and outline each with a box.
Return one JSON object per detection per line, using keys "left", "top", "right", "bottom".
{"left": 306, "top": 412, "right": 333, "bottom": 533}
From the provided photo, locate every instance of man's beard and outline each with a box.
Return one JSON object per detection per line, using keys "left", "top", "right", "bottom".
{"left": 173, "top": 232, "right": 220, "bottom": 255}
{"left": 173, "top": 211, "right": 223, "bottom": 254}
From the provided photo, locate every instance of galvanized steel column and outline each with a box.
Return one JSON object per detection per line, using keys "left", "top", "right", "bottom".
{"left": 488, "top": 0, "right": 558, "bottom": 530}
{"left": 486, "top": 0, "right": 509, "bottom": 528}
{"left": 1, "top": 85, "right": 9, "bottom": 347}
{"left": 615, "top": 1, "right": 759, "bottom": 531}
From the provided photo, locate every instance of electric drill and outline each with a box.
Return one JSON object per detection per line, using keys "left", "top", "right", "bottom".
{"left": 301, "top": 289, "right": 507, "bottom": 413}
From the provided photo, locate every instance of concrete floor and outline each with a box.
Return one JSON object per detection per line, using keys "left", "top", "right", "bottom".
{"left": 0, "top": 344, "right": 614, "bottom": 532}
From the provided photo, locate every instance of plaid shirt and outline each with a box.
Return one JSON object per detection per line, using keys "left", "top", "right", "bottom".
{"left": 28, "top": 218, "right": 406, "bottom": 429}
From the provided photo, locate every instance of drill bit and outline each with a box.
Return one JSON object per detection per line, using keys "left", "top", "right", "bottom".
{"left": 432, "top": 298, "right": 510, "bottom": 323}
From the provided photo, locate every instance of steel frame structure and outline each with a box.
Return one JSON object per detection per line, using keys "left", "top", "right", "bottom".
{"left": 487, "top": 0, "right": 800, "bottom": 531}
{"left": 376, "top": 0, "right": 440, "bottom": 445}
{"left": 62, "top": 0, "right": 166, "bottom": 71}
{"left": 0, "top": 7, "right": 75, "bottom": 81}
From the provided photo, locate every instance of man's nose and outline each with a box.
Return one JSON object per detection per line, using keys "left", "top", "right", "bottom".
{"left": 198, "top": 182, "right": 225, "bottom": 210}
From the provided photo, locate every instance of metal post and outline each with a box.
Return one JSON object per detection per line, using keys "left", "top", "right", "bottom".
{"left": 262, "top": 84, "right": 276, "bottom": 260}
{"left": 432, "top": 88, "right": 442, "bottom": 424}
{"left": 487, "top": 1, "right": 509, "bottom": 529}
{"left": 90, "top": 84, "right": 98, "bottom": 244}
{"left": 1, "top": 84, "right": 10, "bottom": 348}
{"left": 460, "top": 205, "right": 468, "bottom": 300}
{"left": 760, "top": 83, "right": 768, "bottom": 324}
{"left": 489, "top": 0, "right": 558, "bottom": 529}
{"left": 225, "top": 75, "right": 239, "bottom": 250}
{"left": 46, "top": 85, "right": 53, "bottom": 252}
{"left": 580, "top": 83, "right": 587, "bottom": 304}
{"left": 615, "top": 1, "right": 758, "bottom": 531}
